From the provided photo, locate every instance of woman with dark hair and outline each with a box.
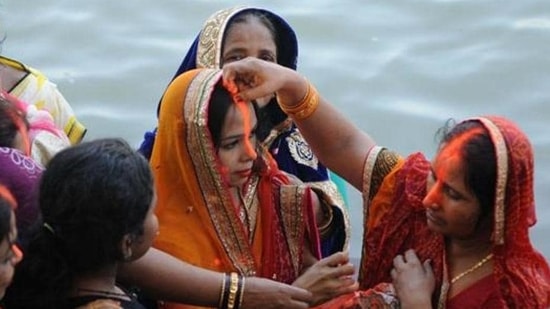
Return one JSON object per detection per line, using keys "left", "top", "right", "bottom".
{"left": 139, "top": 5, "right": 350, "bottom": 259}
{"left": 222, "top": 57, "right": 550, "bottom": 308}
{"left": 149, "top": 68, "right": 356, "bottom": 309}
{"left": 0, "top": 97, "right": 44, "bottom": 245}
{"left": 4, "top": 138, "right": 159, "bottom": 309}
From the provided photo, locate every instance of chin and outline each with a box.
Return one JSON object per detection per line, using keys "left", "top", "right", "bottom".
{"left": 230, "top": 179, "right": 247, "bottom": 188}
{"left": 426, "top": 219, "right": 443, "bottom": 234}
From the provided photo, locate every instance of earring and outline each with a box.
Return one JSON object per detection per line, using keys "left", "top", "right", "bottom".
{"left": 123, "top": 248, "right": 132, "bottom": 261}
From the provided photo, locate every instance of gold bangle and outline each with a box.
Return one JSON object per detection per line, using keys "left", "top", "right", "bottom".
{"left": 227, "top": 272, "right": 239, "bottom": 309}
{"left": 237, "top": 276, "right": 245, "bottom": 309}
{"left": 317, "top": 201, "right": 334, "bottom": 237}
{"left": 219, "top": 273, "right": 230, "bottom": 308}
{"left": 280, "top": 82, "right": 312, "bottom": 112}
{"left": 278, "top": 82, "right": 320, "bottom": 120}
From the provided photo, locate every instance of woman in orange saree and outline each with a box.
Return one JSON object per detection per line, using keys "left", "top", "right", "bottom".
{"left": 150, "top": 68, "right": 356, "bottom": 309}
{"left": 221, "top": 58, "right": 550, "bottom": 308}
{"left": 140, "top": 6, "right": 350, "bottom": 258}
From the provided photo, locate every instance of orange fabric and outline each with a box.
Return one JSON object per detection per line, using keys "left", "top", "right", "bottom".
{"left": 151, "top": 68, "right": 320, "bottom": 309}
{"left": 152, "top": 69, "right": 233, "bottom": 274}
{"left": 0, "top": 185, "right": 17, "bottom": 209}
{"left": 365, "top": 159, "right": 404, "bottom": 232}
{"left": 338, "top": 116, "right": 549, "bottom": 308}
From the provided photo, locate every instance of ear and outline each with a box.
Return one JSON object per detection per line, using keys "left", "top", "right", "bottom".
{"left": 120, "top": 234, "right": 133, "bottom": 261}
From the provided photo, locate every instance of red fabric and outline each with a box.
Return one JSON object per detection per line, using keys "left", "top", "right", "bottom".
{"left": 486, "top": 116, "right": 550, "bottom": 308}
{"left": 447, "top": 275, "right": 504, "bottom": 309}
{"left": 258, "top": 155, "right": 321, "bottom": 283}
{"left": 360, "top": 152, "right": 445, "bottom": 302}
{"left": 336, "top": 116, "right": 550, "bottom": 308}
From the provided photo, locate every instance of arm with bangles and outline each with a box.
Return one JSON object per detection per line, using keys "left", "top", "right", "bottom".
{"left": 222, "top": 58, "right": 376, "bottom": 192}
{"left": 117, "top": 247, "right": 314, "bottom": 309}
{"left": 283, "top": 172, "right": 334, "bottom": 238}
{"left": 282, "top": 175, "right": 358, "bottom": 306}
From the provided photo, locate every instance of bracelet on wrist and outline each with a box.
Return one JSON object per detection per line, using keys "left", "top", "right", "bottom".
{"left": 278, "top": 82, "right": 320, "bottom": 120}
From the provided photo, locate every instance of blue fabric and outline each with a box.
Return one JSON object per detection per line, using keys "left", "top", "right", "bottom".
{"left": 139, "top": 8, "right": 298, "bottom": 159}
{"left": 268, "top": 125, "right": 329, "bottom": 182}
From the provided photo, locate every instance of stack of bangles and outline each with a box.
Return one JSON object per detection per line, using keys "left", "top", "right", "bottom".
{"left": 218, "top": 272, "right": 245, "bottom": 309}
{"left": 278, "top": 82, "right": 319, "bottom": 120}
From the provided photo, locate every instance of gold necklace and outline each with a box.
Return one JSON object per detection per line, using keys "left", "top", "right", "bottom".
{"left": 450, "top": 253, "right": 493, "bottom": 284}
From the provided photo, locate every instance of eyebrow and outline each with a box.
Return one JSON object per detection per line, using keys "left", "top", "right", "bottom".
{"left": 430, "top": 166, "right": 468, "bottom": 199}
{"left": 220, "top": 124, "right": 258, "bottom": 142}
{"left": 223, "top": 47, "right": 276, "bottom": 56}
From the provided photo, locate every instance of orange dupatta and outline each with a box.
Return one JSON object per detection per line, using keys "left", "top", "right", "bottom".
{"left": 151, "top": 69, "right": 320, "bottom": 308}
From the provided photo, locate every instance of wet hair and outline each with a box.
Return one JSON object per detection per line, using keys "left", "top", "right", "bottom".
{"left": 0, "top": 97, "right": 27, "bottom": 148}
{"left": 207, "top": 80, "right": 259, "bottom": 149}
{"left": 4, "top": 138, "right": 154, "bottom": 307}
{"left": 222, "top": 9, "right": 290, "bottom": 141}
{"left": 436, "top": 119, "right": 497, "bottom": 219}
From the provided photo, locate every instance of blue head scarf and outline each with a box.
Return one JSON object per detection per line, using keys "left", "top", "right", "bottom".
{"left": 139, "top": 7, "right": 298, "bottom": 159}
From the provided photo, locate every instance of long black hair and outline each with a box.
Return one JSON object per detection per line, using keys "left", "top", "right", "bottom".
{"left": 4, "top": 138, "right": 154, "bottom": 308}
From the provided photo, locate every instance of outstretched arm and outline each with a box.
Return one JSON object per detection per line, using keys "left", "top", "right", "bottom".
{"left": 118, "top": 248, "right": 312, "bottom": 309}
{"left": 223, "top": 58, "right": 376, "bottom": 191}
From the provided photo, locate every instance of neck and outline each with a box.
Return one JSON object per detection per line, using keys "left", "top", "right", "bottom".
{"left": 72, "top": 265, "right": 120, "bottom": 297}
{"left": 446, "top": 235, "right": 492, "bottom": 260}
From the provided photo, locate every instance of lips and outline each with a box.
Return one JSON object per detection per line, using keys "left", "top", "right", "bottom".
{"left": 235, "top": 169, "right": 252, "bottom": 178}
{"left": 426, "top": 210, "right": 444, "bottom": 226}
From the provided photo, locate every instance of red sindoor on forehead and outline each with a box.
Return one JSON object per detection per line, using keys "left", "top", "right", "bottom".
{"left": 436, "top": 127, "right": 486, "bottom": 179}
{"left": 222, "top": 79, "right": 257, "bottom": 158}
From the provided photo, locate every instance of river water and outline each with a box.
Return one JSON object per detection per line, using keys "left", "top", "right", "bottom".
{"left": 2, "top": 0, "right": 548, "bottom": 261}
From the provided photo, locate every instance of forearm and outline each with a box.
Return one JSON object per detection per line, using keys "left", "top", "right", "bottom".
{"left": 118, "top": 248, "right": 313, "bottom": 309}
{"left": 277, "top": 78, "right": 375, "bottom": 190}
{"left": 118, "top": 248, "right": 221, "bottom": 306}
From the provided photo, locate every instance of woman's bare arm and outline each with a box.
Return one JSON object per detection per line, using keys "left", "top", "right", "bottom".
{"left": 223, "top": 58, "right": 376, "bottom": 191}
{"left": 118, "top": 247, "right": 312, "bottom": 308}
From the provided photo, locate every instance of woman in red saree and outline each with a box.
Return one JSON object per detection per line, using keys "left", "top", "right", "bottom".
{"left": 150, "top": 68, "right": 356, "bottom": 309}
{"left": 221, "top": 58, "right": 550, "bottom": 308}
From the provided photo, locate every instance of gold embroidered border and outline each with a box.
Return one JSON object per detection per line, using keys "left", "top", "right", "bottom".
{"left": 185, "top": 69, "right": 257, "bottom": 275}
{"left": 308, "top": 180, "right": 351, "bottom": 251}
{"left": 261, "top": 118, "right": 293, "bottom": 149}
{"left": 280, "top": 185, "right": 307, "bottom": 275}
{"left": 196, "top": 6, "right": 249, "bottom": 69}
{"left": 361, "top": 146, "right": 401, "bottom": 265}
{"left": 468, "top": 117, "right": 508, "bottom": 245}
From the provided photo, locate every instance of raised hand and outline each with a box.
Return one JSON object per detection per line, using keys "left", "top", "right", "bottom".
{"left": 222, "top": 57, "right": 308, "bottom": 107}
{"left": 391, "top": 249, "right": 435, "bottom": 309}
{"left": 292, "top": 251, "right": 359, "bottom": 306}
